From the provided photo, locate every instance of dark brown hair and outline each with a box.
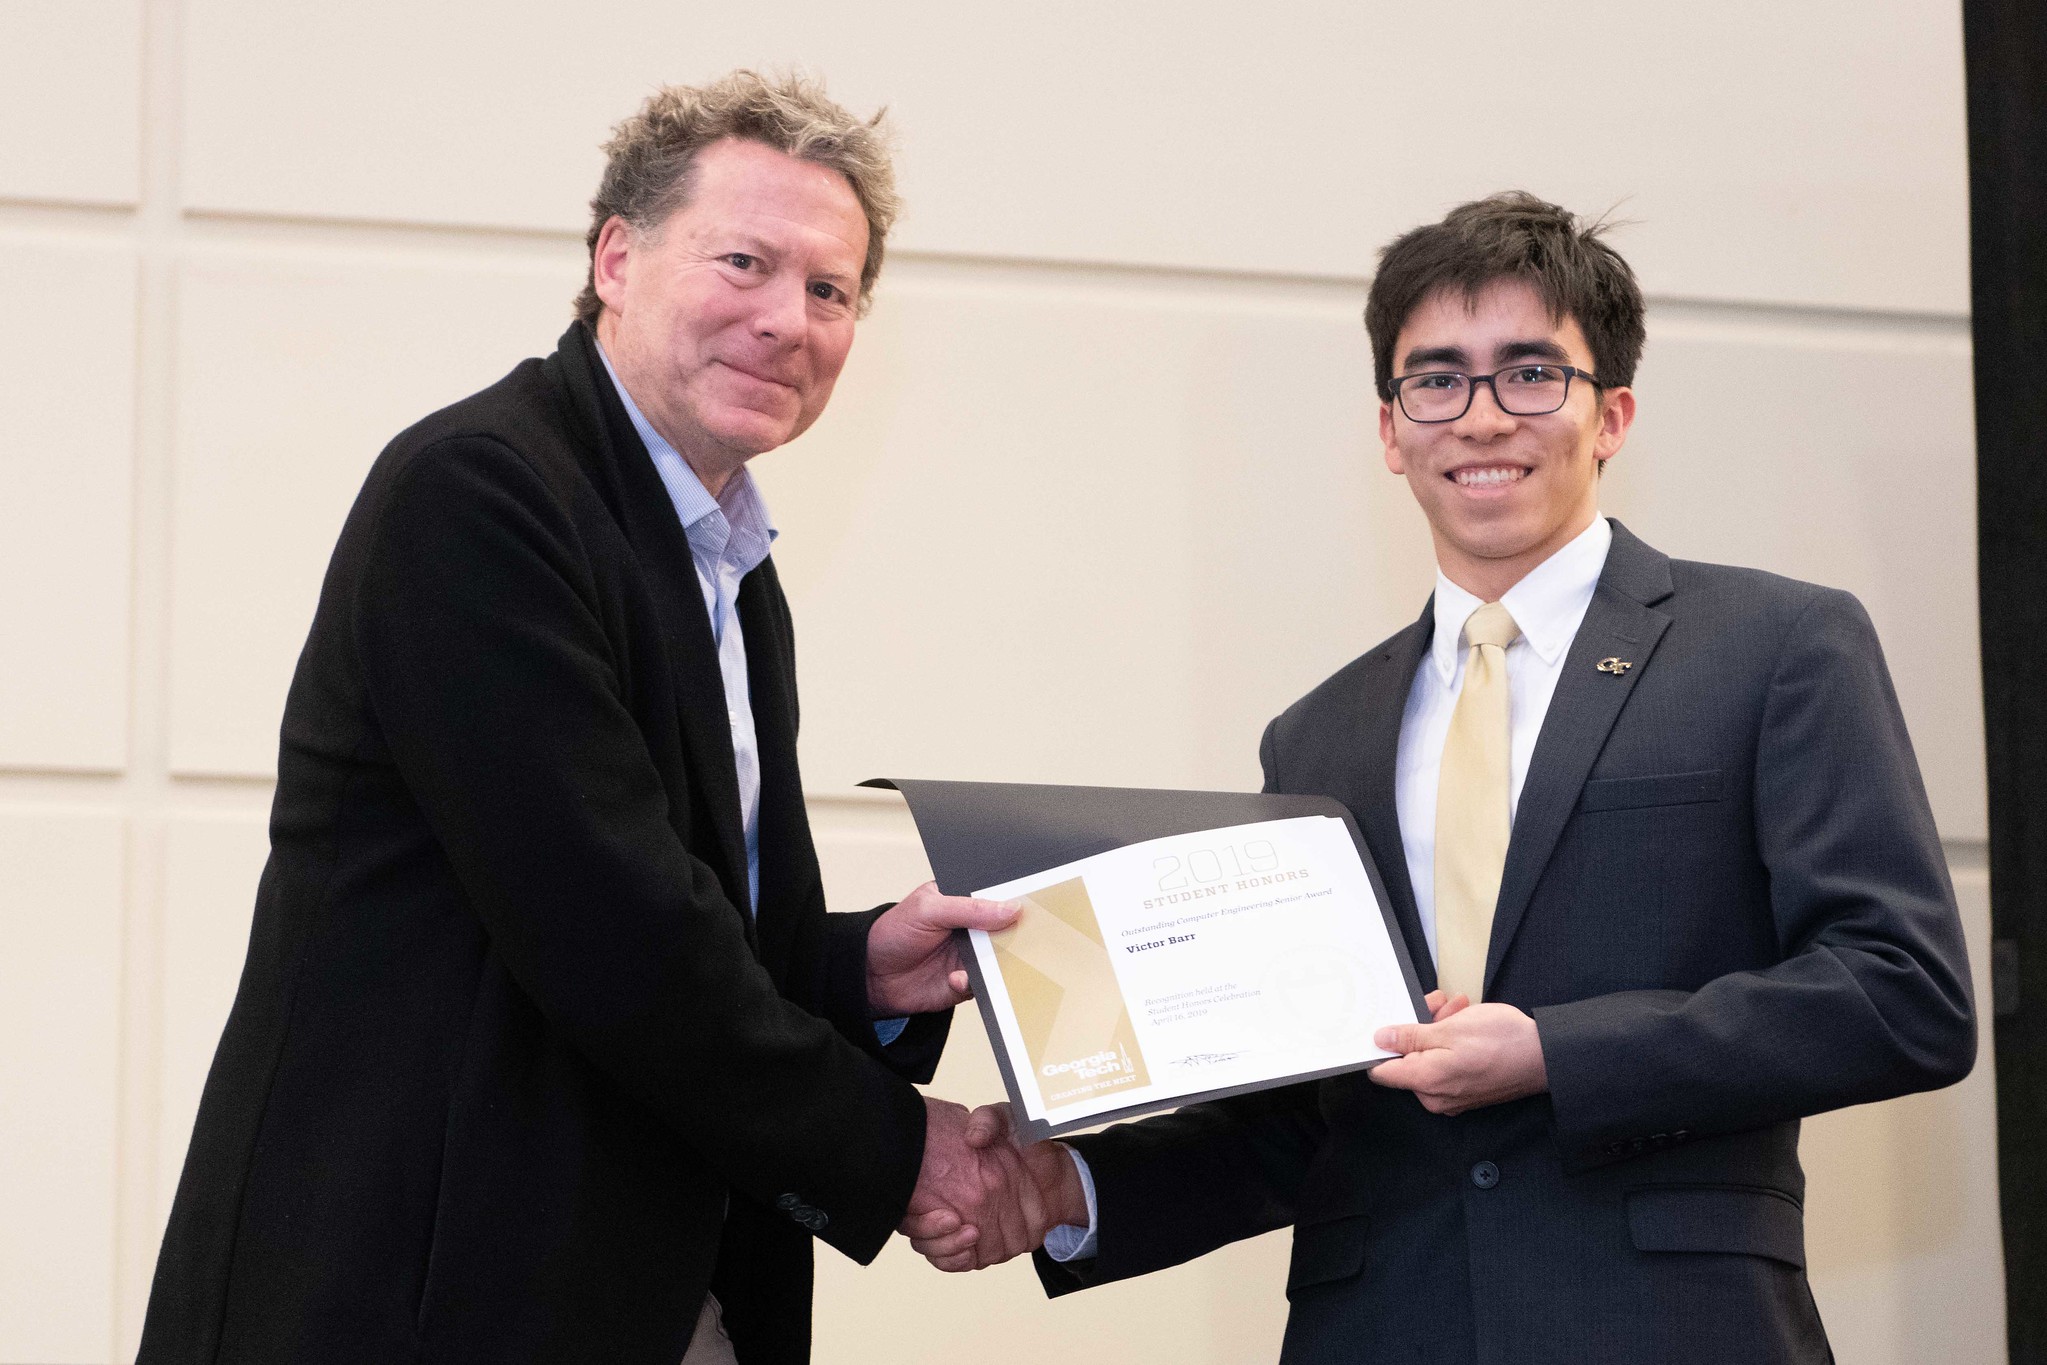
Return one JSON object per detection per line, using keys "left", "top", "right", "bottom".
{"left": 1364, "top": 192, "right": 1645, "bottom": 401}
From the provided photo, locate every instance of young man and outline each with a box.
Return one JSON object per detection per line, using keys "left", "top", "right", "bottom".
{"left": 909, "top": 192, "right": 1976, "bottom": 1364}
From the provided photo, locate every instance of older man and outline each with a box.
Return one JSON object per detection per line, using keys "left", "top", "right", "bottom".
{"left": 140, "top": 72, "right": 1018, "bottom": 1365}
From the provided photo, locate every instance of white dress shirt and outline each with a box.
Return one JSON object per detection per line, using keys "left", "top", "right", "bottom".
{"left": 1045, "top": 516, "right": 1615, "bottom": 1262}
{"left": 1396, "top": 515, "right": 1612, "bottom": 961}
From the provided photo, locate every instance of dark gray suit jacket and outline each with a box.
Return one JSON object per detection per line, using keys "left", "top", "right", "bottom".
{"left": 1038, "top": 521, "right": 1975, "bottom": 1365}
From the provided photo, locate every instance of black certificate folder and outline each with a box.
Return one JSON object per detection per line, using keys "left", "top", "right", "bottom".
{"left": 862, "top": 778, "right": 1430, "bottom": 1140}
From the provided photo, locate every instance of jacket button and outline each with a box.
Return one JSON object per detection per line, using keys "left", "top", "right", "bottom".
{"left": 1470, "top": 1161, "right": 1500, "bottom": 1190}
{"left": 776, "top": 1193, "right": 801, "bottom": 1211}
{"left": 800, "top": 1209, "right": 830, "bottom": 1231}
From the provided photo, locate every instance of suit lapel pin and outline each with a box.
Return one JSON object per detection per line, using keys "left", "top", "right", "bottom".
{"left": 1595, "top": 657, "right": 1633, "bottom": 675}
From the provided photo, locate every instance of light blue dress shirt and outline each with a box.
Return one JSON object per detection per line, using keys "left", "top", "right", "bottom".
{"left": 597, "top": 344, "right": 772, "bottom": 914}
{"left": 596, "top": 345, "right": 906, "bottom": 1048}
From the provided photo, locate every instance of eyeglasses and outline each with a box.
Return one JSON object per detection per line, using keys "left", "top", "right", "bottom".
{"left": 1389, "top": 364, "right": 1603, "bottom": 423}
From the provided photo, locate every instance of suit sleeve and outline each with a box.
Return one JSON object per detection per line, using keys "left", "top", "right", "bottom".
{"left": 1034, "top": 718, "right": 1323, "bottom": 1293}
{"left": 1034, "top": 1078, "right": 1324, "bottom": 1293}
{"left": 1536, "top": 588, "right": 1977, "bottom": 1170}
{"left": 809, "top": 904, "right": 953, "bottom": 1083}
{"left": 353, "top": 437, "right": 925, "bottom": 1263}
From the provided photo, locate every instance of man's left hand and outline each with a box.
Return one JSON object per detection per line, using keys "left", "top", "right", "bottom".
{"left": 1368, "top": 1001, "right": 1549, "bottom": 1115}
{"left": 867, "top": 883, "right": 1021, "bottom": 1017}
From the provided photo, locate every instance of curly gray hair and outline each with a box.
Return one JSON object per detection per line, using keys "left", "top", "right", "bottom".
{"left": 574, "top": 70, "right": 899, "bottom": 323}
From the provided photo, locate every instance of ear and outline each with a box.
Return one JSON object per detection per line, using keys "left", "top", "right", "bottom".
{"left": 1592, "top": 385, "right": 1636, "bottom": 466}
{"left": 1380, "top": 401, "right": 1407, "bottom": 475}
{"left": 591, "top": 216, "right": 635, "bottom": 314}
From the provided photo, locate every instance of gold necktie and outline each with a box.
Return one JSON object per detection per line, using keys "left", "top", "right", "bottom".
{"left": 1434, "top": 600, "right": 1520, "bottom": 1002}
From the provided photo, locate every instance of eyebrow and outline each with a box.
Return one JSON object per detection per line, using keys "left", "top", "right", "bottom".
{"left": 1494, "top": 338, "right": 1572, "bottom": 365}
{"left": 1400, "top": 344, "right": 1469, "bottom": 372}
{"left": 722, "top": 231, "right": 775, "bottom": 256}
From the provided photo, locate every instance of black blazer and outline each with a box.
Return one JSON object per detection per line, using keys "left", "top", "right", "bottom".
{"left": 1039, "top": 523, "right": 1975, "bottom": 1365}
{"left": 140, "top": 323, "right": 946, "bottom": 1365}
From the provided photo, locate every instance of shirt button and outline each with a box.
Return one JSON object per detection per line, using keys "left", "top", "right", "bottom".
{"left": 1470, "top": 1160, "right": 1500, "bottom": 1190}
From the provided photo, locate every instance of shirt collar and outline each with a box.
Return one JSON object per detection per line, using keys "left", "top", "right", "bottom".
{"left": 595, "top": 341, "right": 778, "bottom": 573}
{"left": 1428, "top": 516, "right": 1613, "bottom": 685}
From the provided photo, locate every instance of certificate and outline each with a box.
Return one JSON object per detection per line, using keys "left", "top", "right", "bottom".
{"left": 863, "top": 779, "right": 1427, "bottom": 1141}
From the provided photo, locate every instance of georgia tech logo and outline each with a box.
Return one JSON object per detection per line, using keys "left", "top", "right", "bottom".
{"left": 1042, "top": 1044, "right": 1135, "bottom": 1081}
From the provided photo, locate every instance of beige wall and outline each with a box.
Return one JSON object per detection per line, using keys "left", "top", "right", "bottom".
{"left": 0, "top": 0, "right": 1999, "bottom": 1361}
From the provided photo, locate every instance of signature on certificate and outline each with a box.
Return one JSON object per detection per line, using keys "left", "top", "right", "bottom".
{"left": 1170, "top": 1052, "right": 1244, "bottom": 1069}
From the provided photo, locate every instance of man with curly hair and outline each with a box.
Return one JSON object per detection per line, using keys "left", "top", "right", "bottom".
{"left": 141, "top": 72, "right": 1023, "bottom": 1365}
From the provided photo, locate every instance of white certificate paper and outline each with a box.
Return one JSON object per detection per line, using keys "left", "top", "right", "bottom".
{"left": 967, "top": 814, "right": 1420, "bottom": 1137}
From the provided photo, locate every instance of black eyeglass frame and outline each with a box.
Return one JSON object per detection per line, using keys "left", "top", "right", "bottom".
{"left": 1388, "top": 364, "right": 1605, "bottom": 423}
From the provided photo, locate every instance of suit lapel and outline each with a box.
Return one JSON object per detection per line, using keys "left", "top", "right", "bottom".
{"left": 1484, "top": 522, "right": 1673, "bottom": 995}
{"left": 738, "top": 560, "right": 813, "bottom": 980}
{"left": 547, "top": 325, "right": 755, "bottom": 937}
{"left": 1332, "top": 610, "right": 1435, "bottom": 991}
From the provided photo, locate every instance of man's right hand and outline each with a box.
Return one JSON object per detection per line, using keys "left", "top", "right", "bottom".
{"left": 900, "top": 1098, "right": 1028, "bottom": 1264}
{"left": 900, "top": 1102, "right": 1086, "bottom": 1271}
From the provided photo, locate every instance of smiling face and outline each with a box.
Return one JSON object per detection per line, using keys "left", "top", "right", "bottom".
{"left": 592, "top": 137, "right": 870, "bottom": 492}
{"left": 1380, "top": 278, "right": 1636, "bottom": 601}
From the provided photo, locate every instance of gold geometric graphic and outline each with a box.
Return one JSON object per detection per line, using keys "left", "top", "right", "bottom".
{"left": 992, "top": 877, "right": 1149, "bottom": 1106}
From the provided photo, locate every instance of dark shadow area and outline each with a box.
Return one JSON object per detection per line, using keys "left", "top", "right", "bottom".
{"left": 1964, "top": 2, "right": 2047, "bottom": 1361}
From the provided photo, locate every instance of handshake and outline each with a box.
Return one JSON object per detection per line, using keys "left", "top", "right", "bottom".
{"left": 903, "top": 1098, "right": 1089, "bottom": 1272}
{"left": 893, "top": 987, "right": 1511, "bottom": 1272}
